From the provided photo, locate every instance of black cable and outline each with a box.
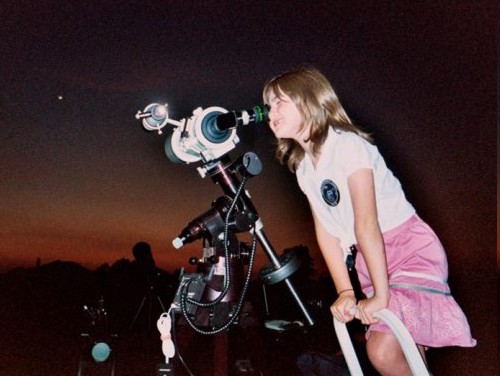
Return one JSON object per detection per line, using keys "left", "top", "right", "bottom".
{"left": 179, "top": 171, "right": 258, "bottom": 335}
{"left": 180, "top": 231, "right": 257, "bottom": 335}
{"left": 170, "top": 309, "right": 195, "bottom": 376}
{"left": 183, "top": 176, "right": 248, "bottom": 310}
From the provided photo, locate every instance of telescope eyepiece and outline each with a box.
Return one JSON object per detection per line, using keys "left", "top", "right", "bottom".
{"left": 215, "top": 105, "right": 269, "bottom": 131}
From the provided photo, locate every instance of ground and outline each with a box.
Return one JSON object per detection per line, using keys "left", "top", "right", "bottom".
{"left": 0, "top": 261, "right": 486, "bottom": 375}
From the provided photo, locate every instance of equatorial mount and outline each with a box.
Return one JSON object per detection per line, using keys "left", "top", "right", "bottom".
{"left": 172, "top": 153, "right": 314, "bottom": 328}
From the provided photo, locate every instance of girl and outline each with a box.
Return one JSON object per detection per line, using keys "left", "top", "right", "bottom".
{"left": 263, "top": 67, "right": 476, "bottom": 375}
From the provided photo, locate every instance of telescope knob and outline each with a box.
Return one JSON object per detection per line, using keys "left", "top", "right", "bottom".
{"left": 135, "top": 110, "right": 150, "bottom": 119}
{"left": 207, "top": 255, "right": 219, "bottom": 264}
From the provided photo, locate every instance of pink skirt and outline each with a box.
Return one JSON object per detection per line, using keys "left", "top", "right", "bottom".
{"left": 354, "top": 215, "right": 476, "bottom": 348}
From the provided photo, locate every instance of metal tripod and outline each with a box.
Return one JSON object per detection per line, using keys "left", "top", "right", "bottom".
{"left": 129, "top": 282, "right": 167, "bottom": 332}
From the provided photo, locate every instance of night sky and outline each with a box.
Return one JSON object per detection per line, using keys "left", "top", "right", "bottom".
{"left": 0, "top": 1, "right": 495, "bottom": 282}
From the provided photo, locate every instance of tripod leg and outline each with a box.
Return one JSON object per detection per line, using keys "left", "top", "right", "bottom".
{"left": 77, "top": 358, "right": 85, "bottom": 376}
{"left": 129, "top": 296, "right": 147, "bottom": 331}
{"left": 157, "top": 295, "right": 167, "bottom": 312}
{"left": 147, "top": 294, "right": 168, "bottom": 331}
{"left": 148, "top": 294, "right": 153, "bottom": 331}
{"left": 255, "top": 226, "right": 314, "bottom": 326}
{"left": 110, "top": 357, "right": 116, "bottom": 376}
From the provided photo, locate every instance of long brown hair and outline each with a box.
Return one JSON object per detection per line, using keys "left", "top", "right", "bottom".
{"left": 263, "top": 67, "right": 372, "bottom": 172}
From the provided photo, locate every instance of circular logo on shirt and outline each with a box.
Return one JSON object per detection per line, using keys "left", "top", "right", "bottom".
{"left": 321, "top": 179, "right": 340, "bottom": 207}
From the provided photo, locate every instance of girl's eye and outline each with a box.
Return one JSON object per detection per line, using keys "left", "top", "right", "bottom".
{"left": 269, "top": 100, "right": 280, "bottom": 110}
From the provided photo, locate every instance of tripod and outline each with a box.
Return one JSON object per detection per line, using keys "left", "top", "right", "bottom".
{"left": 129, "top": 277, "right": 167, "bottom": 332}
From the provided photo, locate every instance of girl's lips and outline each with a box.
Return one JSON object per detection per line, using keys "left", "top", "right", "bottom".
{"left": 271, "top": 119, "right": 282, "bottom": 131}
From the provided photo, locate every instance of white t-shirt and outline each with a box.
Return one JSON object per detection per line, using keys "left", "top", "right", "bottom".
{"left": 296, "top": 127, "right": 415, "bottom": 253}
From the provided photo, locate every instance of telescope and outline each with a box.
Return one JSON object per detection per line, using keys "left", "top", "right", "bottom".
{"left": 136, "top": 103, "right": 269, "bottom": 164}
{"left": 136, "top": 101, "right": 314, "bottom": 335}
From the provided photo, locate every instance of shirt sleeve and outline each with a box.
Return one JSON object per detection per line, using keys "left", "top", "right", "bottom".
{"left": 340, "top": 134, "right": 375, "bottom": 176}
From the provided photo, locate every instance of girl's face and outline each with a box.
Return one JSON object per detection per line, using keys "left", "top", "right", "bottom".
{"left": 268, "top": 89, "right": 307, "bottom": 142}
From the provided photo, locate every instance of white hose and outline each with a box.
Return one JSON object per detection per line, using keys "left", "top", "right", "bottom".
{"left": 373, "top": 310, "right": 429, "bottom": 375}
{"left": 333, "top": 308, "right": 429, "bottom": 376}
{"left": 333, "top": 317, "right": 363, "bottom": 376}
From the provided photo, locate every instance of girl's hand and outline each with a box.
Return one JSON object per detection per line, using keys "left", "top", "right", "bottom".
{"left": 330, "top": 291, "right": 357, "bottom": 323}
{"left": 353, "top": 295, "right": 389, "bottom": 325}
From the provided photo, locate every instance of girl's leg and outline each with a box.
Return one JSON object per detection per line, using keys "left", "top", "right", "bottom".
{"left": 366, "top": 331, "right": 414, "bottom": 376}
